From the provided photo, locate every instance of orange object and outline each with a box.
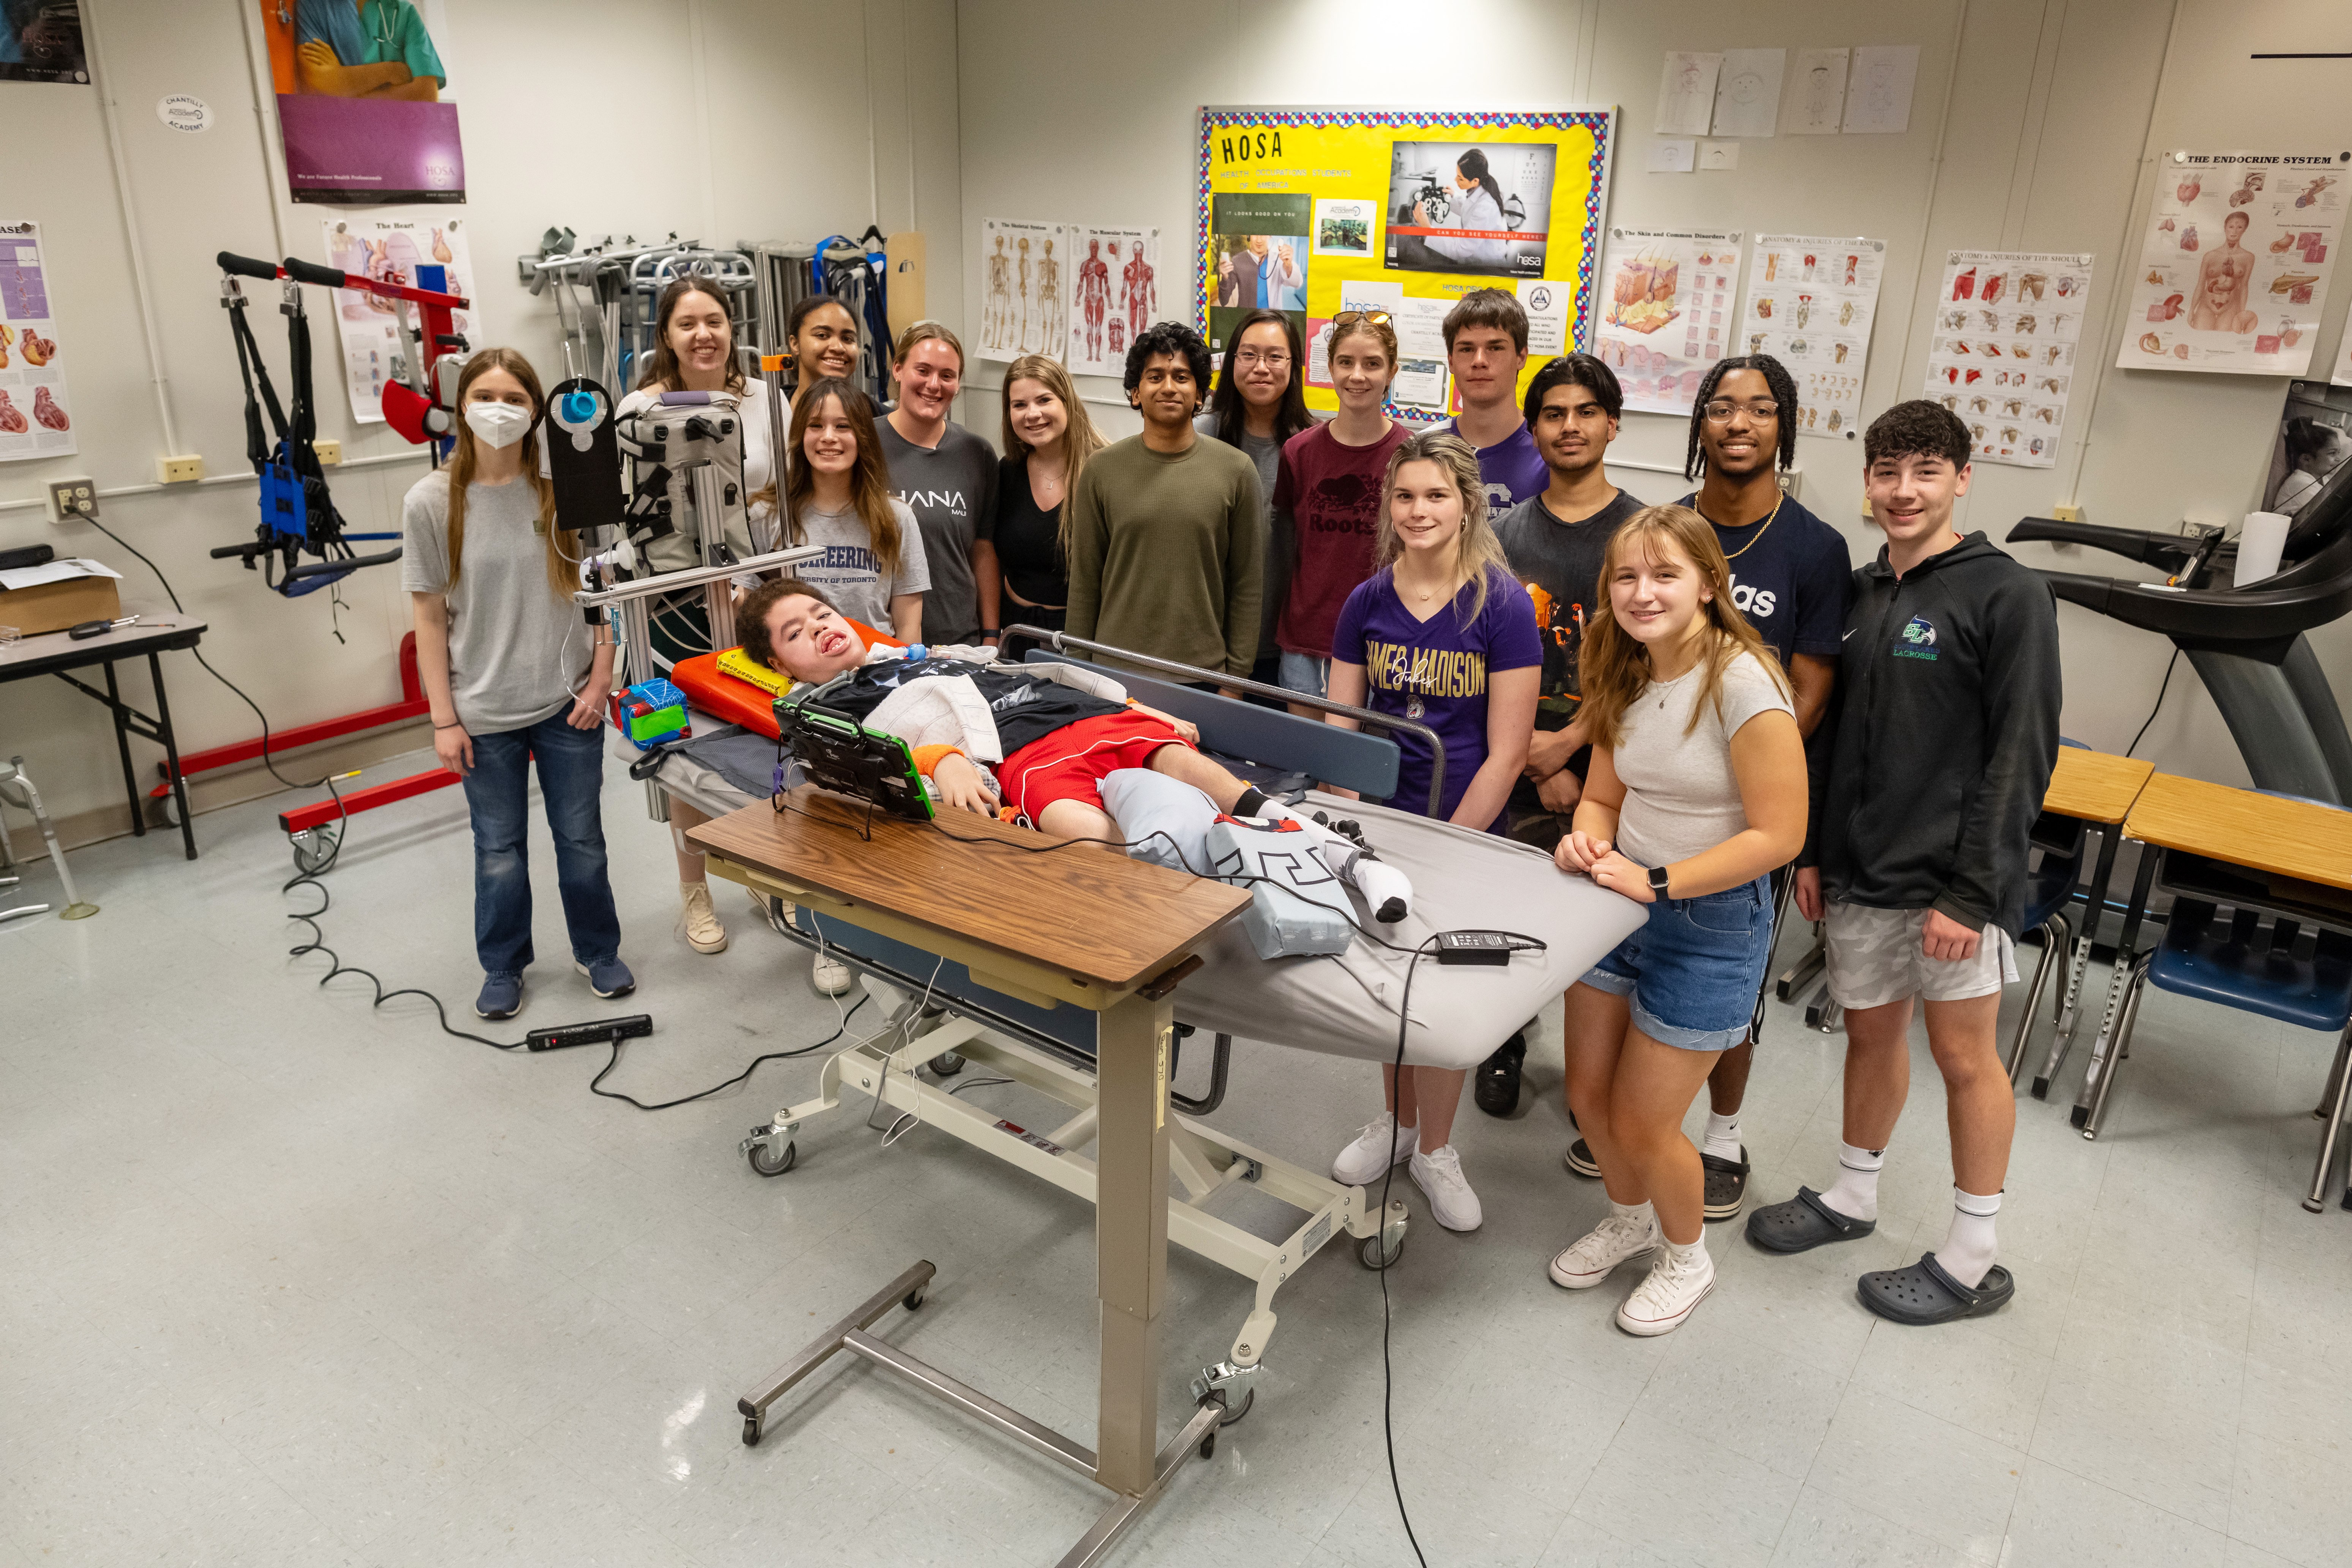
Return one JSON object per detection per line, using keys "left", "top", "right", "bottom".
{"left": 667, "top": 620, "right": 904, "bottom": 740}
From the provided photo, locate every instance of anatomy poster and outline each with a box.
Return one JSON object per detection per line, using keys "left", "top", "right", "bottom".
{"left": 1065, "top": 226, "right": 1158, "bottom": 377}
{"left": 2118, "top": 151, "right": 2349, "bottom": 378}
{"left": 321, "top": 216, "right": 476, "bottom": 425}
{"left": 1742, "top": 236, "right": 1886, "bottom": 439}
{"left": 1924, "top": 250, "right": 2094, "bottom": 469}
{"left": 2334, "top": 295, "right": 2352, "bottom": 388}
{"left": 1199, "top": 106, "right": 1615, "bottom": 419}
{"left": 1593, "top": 228, "right": 1742, "bottom": 417}
{"left": 978, "top": 218, "right": 1067, "bottom": 362}
{"left": 256, "top": 0, "right": 465, "bottom": 205}
{"left": 0, "top": 221, "right": 74, "bottom": 462}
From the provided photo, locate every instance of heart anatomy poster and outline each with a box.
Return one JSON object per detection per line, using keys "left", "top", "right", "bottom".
{"left": 1740, "top": 235, "right": 1886, "bottom": 438}
{"left": 0, "top": 220, "right": 74, "bottom": 463}
{"left": 1924, "top": 251, "right": 2094, "bottom": 469}
{"left": 2118, "top": 150, "right": 2349, "bottom": 377}
{"left": 1197, "top": 107, "right": 1615, "bottom": 419}
{"left": 321, "top": 217, "right": 476, "bottom": 425}
{"left": 1593, "top": 228, "right": 1742, "bottom": 417}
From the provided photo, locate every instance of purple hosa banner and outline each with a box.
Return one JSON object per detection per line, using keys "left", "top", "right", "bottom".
{"left": 277, "top": 95, "right": 465, "bottom": 205}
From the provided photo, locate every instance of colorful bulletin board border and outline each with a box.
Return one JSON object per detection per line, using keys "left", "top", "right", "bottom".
{"left": 1197, "top": 105, "right": 1616, "bottom": 419}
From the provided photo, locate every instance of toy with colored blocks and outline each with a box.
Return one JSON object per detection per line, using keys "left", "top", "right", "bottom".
{"left": 612, "top": 678, "right": 690, "bottom": 748}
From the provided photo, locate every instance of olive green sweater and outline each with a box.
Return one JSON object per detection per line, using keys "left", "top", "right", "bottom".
{"left": 1065, "top": 433, "right": 1264, "bottom": 677}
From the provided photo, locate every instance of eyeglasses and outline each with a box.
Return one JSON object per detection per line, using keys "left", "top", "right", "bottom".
{"left": 1333, "top": 310, "right": 1393, "bottom": 327}
{"left": 1233, "top": 350, "right": 1291, "bottom": 368}
{"left": 1702, "top": 399, "right": 1781, "bottom": 423}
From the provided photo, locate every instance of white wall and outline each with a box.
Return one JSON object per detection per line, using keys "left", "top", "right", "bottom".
{"left": 955, "top": 0, "right": 2352, "bottom": 787}
{"left": 0, "top": 0, "right": 962, "bottom": 843}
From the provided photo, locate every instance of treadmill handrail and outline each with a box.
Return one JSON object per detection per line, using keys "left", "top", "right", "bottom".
{"left": 2038, "top": 526, "right": 2352, "bottom": 654}
{"left": 2008, "top": 517, "right": 2200, "bottom": 573}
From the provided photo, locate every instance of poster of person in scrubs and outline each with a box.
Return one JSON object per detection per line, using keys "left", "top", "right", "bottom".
{"left": 257, "top": 0, "right": 466, "bottom": 203}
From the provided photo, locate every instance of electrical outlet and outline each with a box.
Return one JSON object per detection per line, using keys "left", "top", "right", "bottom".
{"left": 158, "top": 455, "right": 204, "bottom": 484}
{"left": 315, "top": 439, "right": 342, "bottom": 466}
{"left": 46, "top": 476, "right": 96, "bottom": 524}
{"left": 2051, "top": 503, "right": 2084, "bottom": 523}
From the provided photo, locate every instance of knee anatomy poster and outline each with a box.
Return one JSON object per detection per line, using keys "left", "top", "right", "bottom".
{"left": 1923, "top": 250, "right": 2094, "bottom": 470}
{"left": 1593, "top": 228, "right": 1742, "bottom": 417}
{"left": 2118, "top": 151, "right": 2349, "bottom": 378}
{"left": 0, "top": 220, "right": 74, "bottom": 463}
{"left": 320, "top": 217, "right": 476, "bottom": 425}
{"left": 1197, "top": 106, "right": 1615, "bottom": 420}
{"left": 1740, "top": 235, "right": 1886, "bottom": 439}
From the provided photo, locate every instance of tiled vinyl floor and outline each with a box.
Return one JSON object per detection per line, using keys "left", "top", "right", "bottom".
{"left": 5, "top": 750, "right": 2350, "bottom": 1567}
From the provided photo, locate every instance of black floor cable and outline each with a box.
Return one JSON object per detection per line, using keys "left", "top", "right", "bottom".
{"left": 2124, "top": 648, "right": 2181, "bottom": 759}
{"left": 1377, "top": 939, "right": 1438, "bottom": 1568}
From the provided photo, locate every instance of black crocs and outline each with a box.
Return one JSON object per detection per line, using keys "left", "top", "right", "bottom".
{"left": 1701, "top": 1146, "right": 1750, "bottom": 1222}
{"left": 1745, "top": 1186, "right": 1876, "bottom": 1253}
{"left": 1474, "top": 1032, "right": 1526, "bottom": 1116}
{"left": 1857, "top": 1253, "right": 2015, "bottom": 1325}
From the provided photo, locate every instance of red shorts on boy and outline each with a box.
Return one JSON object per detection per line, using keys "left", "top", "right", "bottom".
{"left": 996, "top": 711, "right": 1191, "bottom": 822}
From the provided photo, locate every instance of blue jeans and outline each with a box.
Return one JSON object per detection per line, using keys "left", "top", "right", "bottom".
{"left": 1581, "top": 876, "right": 1773, "bottom": 1051}
{"left": 1277, "top": 651, "right": 1329, "bottom": 699}
{"left": 460, "top": 711, "right": 621, "bottom": 977}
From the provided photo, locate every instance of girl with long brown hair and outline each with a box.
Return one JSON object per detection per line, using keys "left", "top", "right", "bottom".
{"left": 1546, "top": 504, "right": 1805, "bottom": 1336}
{"left": 782, "top": 377, "right": 928, "bottom": 644}
{"left": 989, "top": 352, "right": 1106, "bottom": 655}
{"left": 403, "top": 349, "right": 630, "bottom": 1020}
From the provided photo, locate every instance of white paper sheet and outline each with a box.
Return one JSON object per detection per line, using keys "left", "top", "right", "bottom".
{"left": 1922, "top": 250, "right": 2095, "bottom": 468}
{"left": 1741, "top": 236, "right": 1887, "bottom": 438}
{"left": 1655, "top": 52, "right": 1722, "bottom": 136}
{"left": 1515, "top": 279, "right": 1571, "bottom": 357}
{"left": 1649, "top": 139, "right": 1695, "bottom": 174}
{"left": 2116, "top": 151, "right": 2347, "bottom": 379}
{"left": 0, "top": 220, "right": 77, "bottom": 462}
{"left": 1842, "top": 45, "right": 1919, "bottom": 134}
{"left": 0, "top": 556, "right": 122, "bottom": 591}
{"left": 1712, "top": 49, "right": 1785, "bottom": 138}
{"left": 320, "top": 217, "right": 476, "bottom": 426}
{"left": 1593, "top": 228, "right": 1743, "bottom": 417}
{"left": 1786, "top": 48, "right": 1848, "bottom": 136}
{"left": 1391, "top": 357, "right": 1448, "bottom": 410}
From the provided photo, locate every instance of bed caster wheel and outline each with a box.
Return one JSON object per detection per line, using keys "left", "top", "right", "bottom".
{"left": 747, "top": 1138, "right": 796, "bottom": 1177}
{"left": 741, "top": 1416, "right": 763, "bottom": 1446}
{"left": 929, "top": 1051, "right": 964, "bottom": 1076}
{"left": 903, "top": 1284, "right": 927, "bottom": 1311}
{"left": 1359, "top": 1197, "right": 1408, "bottom": 1269}
{"left": 1215, "top": 1385, "right": 1253, "bottom": 1426}
{"left": 290, "top": 827, "right": 338, "bottom": 876}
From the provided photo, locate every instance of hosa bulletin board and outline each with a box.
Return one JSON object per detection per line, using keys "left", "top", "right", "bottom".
{"left": 1196, "top": 107, "right": 1616, "bottom": 419}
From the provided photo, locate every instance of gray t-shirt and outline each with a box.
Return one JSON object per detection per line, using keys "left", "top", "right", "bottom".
{"left": 1195, "top": 412, "right": 1286, "bottom": 660}
{"left": 876, "top": 419, "right": 998, "bottom": 644}
{"left": 401, "top": 471, "right": 588, "bottom": 734}
{"left": 1613, "top": 648, "right": 1793, "bottom": 870}
{"left": 785, "top": 497, "right": 930, "bottom": 634}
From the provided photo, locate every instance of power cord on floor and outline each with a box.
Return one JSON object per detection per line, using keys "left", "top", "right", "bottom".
{"left": 1378, "top": 938, "right": 1437, "bottom": 1568}
{"left": 2124, "top": 648, "right": 2181, "bottom": 759}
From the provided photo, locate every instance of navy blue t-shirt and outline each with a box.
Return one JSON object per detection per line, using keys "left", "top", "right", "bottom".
{"left": 1677, "top": 490, "right": 1853, "bottom": 672}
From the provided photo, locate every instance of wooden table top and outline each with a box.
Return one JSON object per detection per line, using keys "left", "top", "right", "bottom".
{"left": 2124, "top": 771, "right": 2352, "bottom": 890}
{"left": 688, "top": 787, "right": 1252, "bottom": 995}
{"left": 2042, "top": 748, "right": 2155, "bottom": 825}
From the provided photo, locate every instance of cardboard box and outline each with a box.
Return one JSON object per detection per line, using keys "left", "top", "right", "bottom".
{"left": 0, "top": 573, "right": 122, "bottom": 637}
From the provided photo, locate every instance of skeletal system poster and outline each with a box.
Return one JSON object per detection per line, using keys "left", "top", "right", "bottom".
{"left": 978, "top": 218, "right": 1069, "bottom": 363}
{"left": 0, "top": 221, "right": 74, "bottom": 462}
{"left": 1924, "top": 250, "right": 2094, "bottom": 469}
{"left": 321, "top": 217, "right": 476, "bottom": 425}
{"left": 1065, "top": 227, "right": 1160, "bottom": 377}
{"left": 1740, "top": 236, "right": 1886, "bottom": 438}
{"left": 2118, "top": 151, "right": 2347, "bottom": 377}
{"left": 1592, "top": 228, "right": 1742, "bottom": 417}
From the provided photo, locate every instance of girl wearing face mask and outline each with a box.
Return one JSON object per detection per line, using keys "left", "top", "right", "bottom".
{"left": 877, "top": 324, "right": 999, "bottom": 647}
{"left": 1320, "top": 432, "right": 1541, "bottom": 1234}
{"left": 1198, "top": 310, "right": 1314, "bottom": 689}
{"left": 403, "top": 349, "right": 630, "bottom": 1022}
{"left": 989, "top": 355, "right": 1106, "bottom": 659}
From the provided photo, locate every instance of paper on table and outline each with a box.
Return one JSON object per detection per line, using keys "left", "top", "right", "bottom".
{"left": 0, "top": 557, "right": 124, "bottom": 591}
{"left": 1842, "top": 46, "right": 1919, "bottom": 134}
{"left": 1786, "top": 48, "right": 1848, "bottom": 136}
{"left": 1655, "top": 52, "right": 1722, "bottom": 136}
{"left": 1712, "top": 48, "right": 1785, "bottom": 138}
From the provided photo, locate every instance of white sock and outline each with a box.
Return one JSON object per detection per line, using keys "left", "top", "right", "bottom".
{"left": 1702, "top": 1111, "right": 1742, "bottom": 1160}
{"left": 1610, "top": 1198, "right": 1655, "bottom": 1233}
{"left": 1819, "top": 1141, "right": 1884, "bottom": 1222}
{"left": 1939, "top": 1187, "right": 2001, "bottom": 1288}
{"left": 1663, "top": 1232, "right": 1709, "bottom": 1269}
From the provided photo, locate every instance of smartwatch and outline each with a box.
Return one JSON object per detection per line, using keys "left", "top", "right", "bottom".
{"left": 1647, "top": 863, "right": 1672, "bottom": 898}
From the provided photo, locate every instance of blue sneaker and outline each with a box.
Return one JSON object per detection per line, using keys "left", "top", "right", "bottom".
{"left": 574, "top": 956, "right": 636, "bottom": 998}
{"left": 476, "top": 972, "right": 524, "bottom": 1020}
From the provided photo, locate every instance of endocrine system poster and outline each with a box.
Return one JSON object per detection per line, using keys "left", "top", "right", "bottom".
{"left": 1593, "top": 228, "right": 1742, "bottom": 417}
{"left": 320, "top": 217, "right": 476, "bottom": 425}
{"left": 1197, "top": 106, "right": 1615, "bottom": 420}
{"left": 1923, "top": 250, "right": 2094, "bottom": 470}
{"left": 1740, "top": 235, "right": 1886, "bottom": 439}
{"left": 0, "top": 220, "right": 75, "bottom": 463}
{"left": 2118, "top": 150, "right": 2349, "bottom": 378}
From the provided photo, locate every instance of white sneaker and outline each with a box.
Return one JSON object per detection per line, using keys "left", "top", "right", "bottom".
{"left": 1548, "top": 1211, "right": 1660, "bottom": 1289}
{"left": 1331, "top": 1114, "right": 1418, "bottom": 1186}
{"left": 1616, "top": 1244, "right": 1716, "bottom": 1336}
{"left": 1410, "top": 1144, "right": 1483, "bottom": 1231}
{"left": 811, "top": 949, "right": 853, "bottom": 996}
{"left": 680, "top": 883, "right": 728, "bottom": 954}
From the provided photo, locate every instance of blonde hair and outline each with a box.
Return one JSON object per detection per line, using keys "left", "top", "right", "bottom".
{"left": 1576, "top": 504, "right": 1791, "bottom": 750}
{"left": 1373, "top": 431, "right": 1511, "bottom": 621}
{"left": 443, "top": 348, "right": 571, "bottom": 601}
{"left": 999, "top": 353, "right": 1107, "bottom": 568}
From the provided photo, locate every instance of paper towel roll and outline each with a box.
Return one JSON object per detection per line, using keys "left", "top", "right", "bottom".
{"left": 2237, "top": 511, "right": 2290, "bottom": 585}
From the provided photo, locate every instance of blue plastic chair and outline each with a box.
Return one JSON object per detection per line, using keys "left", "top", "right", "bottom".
{"left": 2005, "top": 741, "right": 2094, "bottom": 1080}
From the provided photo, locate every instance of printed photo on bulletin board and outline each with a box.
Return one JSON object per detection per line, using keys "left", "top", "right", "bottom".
{"left": 0, "top": 2, "right": 88, "bottom": 84}
{"left": 256, "top": 0, "right": 466, "bottom": 205}
{"left": 1197, "top": 106, "right": 1615, "bottom": 420}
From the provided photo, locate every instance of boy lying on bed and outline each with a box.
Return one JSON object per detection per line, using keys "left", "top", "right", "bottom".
{"left": 737, "top": 577, "right": 1411, "bottom": 922}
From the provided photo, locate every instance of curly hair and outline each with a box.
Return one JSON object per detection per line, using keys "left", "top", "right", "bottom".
{"left": 1122, "top": 320, "right": 1213, "bottom": 413}
{"left": 1864, "top": 399, "right": 1971, "bottom": 470}
{"left": 1683, "top": 354, "right": 1799, "bottom": 481}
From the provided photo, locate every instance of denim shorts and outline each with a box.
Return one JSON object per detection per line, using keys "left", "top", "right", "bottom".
{"left": 1580, "top": 875, "right": 1773, "bottom": 1052}
{"left": 1277, "top": 651, "right": 1330, "bottom": 699}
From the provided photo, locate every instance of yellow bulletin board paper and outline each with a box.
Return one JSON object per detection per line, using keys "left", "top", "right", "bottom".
{"left": 1197, "top": 106, "right": 1617, "bottom": 420}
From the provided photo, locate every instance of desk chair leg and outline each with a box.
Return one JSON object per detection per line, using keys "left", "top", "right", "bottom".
{"left": 2007, "top": 912, "right": 2069, "bottom": 1083}
{"left": 0, "top": 801, "right": 14, "bottom": 869}
{"left": 2306, "top": 1026, "right": 2352, "bottom": 1213}
{"left": 2039, "top": 827, "right": 2120, "bottom": 1098}
{"left": 2080, "top": 953, "right": 2150, "bottom": 1140}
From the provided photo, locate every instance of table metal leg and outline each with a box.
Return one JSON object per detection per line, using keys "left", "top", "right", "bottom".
{"left": 103, "top": 659, "right": 145, "bottom": 839}
{"left": 149, "top": 651, "right": 197, "bottom": 859}
{"left": 1093, "top": 986, "right": 1173, "bottom": 1497}
{"left": 2037, "top": 825, "right": 2119, "bottom": 1098}
{"left": 2006, "top": 911, "right": 2068, "bottom": 1081}
{"left": 2307, "top": 1026, "right": 2352, "bottom": 1213}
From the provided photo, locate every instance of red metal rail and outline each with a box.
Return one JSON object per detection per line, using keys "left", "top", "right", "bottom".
{"left": 151, "top": 632, "right": 431, "bottom": 798}
{"left": 277, "top": 766, "right": 461, "bottom": 835}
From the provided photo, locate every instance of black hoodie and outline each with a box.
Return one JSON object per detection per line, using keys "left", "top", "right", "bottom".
{"left": 1808, "top": 531, "right": 2061, "bottom": 936}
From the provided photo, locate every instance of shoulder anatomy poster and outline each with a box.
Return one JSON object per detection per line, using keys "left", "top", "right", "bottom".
{"left": 321, "top": 217, "right": 475, "bottom": 425}
{"left": 1066, "top": 227, "right": 1159, "bottom": 377}
{"left": 977, "top": 219, "right": 1068, "bottom": 363}
{"left": 1742, "top": 236, "right": 1885, "bottom": 438}
{"left": 0, "top": 221, "right": 75, "bottom": 462}
{"left": 1593, "top": 228, "right": 1742, "bottom": 416}
{"left": 2119, "top": 150, "right": 2349, "bottom": 377}
{"left": 1197, "top": 106, "right": 1615, "bottom": 419}
{"left": 1924, "top": 250, "right": 2094, "bottom": 469}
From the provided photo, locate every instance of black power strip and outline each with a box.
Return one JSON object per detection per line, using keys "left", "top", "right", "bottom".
{"left": 527, "top": 1014, "right": 654, "bottom": 1052}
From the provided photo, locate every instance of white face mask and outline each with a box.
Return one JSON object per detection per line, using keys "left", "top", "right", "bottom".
{"left": 464, "top": 401, "right": 533, "bottom": 450}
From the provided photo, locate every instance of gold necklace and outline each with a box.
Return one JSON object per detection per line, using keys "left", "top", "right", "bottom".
{"left": 1706, "top": 492, "right": 1784, "bottom": 560}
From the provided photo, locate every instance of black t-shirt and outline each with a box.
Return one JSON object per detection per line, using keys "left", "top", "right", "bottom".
{"left": 1492, "top": 487, "right": 1646, "bottom": 731}
{"left": 989, "top": 454, "right": 1069, "bottom": 609}
{"left": 810, "top": 653, "right": 1122, "bottom": 756}
{"left": 1676, "top": 489, "right": 1854, "bottom": 672}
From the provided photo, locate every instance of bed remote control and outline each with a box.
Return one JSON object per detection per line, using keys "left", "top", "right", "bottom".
{"left": 1435, "top": 931, "right": 1513, "bottom": 966}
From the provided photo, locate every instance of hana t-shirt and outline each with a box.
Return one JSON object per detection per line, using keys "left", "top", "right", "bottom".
{"left": 784, "top": 497, "right": 929, "bottom": 634}
{"left": 1676, "top": 490, "right": 1853, "bottom": 672}
{"left": 1612, "top": 649, "right": 1794, "bottom": 871}
{"left": 1330, "top": 565, "right": 1543, "bottom": 831}
{"left": 1274, "top": 420, "right": 1411, "bottom": 659}
{"left": 1440, "top": 419, "right": 1548, "bottom": 514}
{"left": 1492, "top": 488, "right": 1645, "bottom": 726}
{"left": 877, "top": 419, "right": 998, "bottom": 645}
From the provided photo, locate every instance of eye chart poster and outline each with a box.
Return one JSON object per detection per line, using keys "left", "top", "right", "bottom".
{"left": 1741, "top": 235, "right": 1886, "bottom": 438}
{"left": 0, "top": 220, "right": 75, "bottom": 462}
{"left": 1923, "top": 251, "right": 2094, "bottom": 469}
{"left": 1593, "top": 228, "right": 1742, "bottom": 417}
{"left": 2118, "top": 150, "right": 2349, "bottom": 378}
